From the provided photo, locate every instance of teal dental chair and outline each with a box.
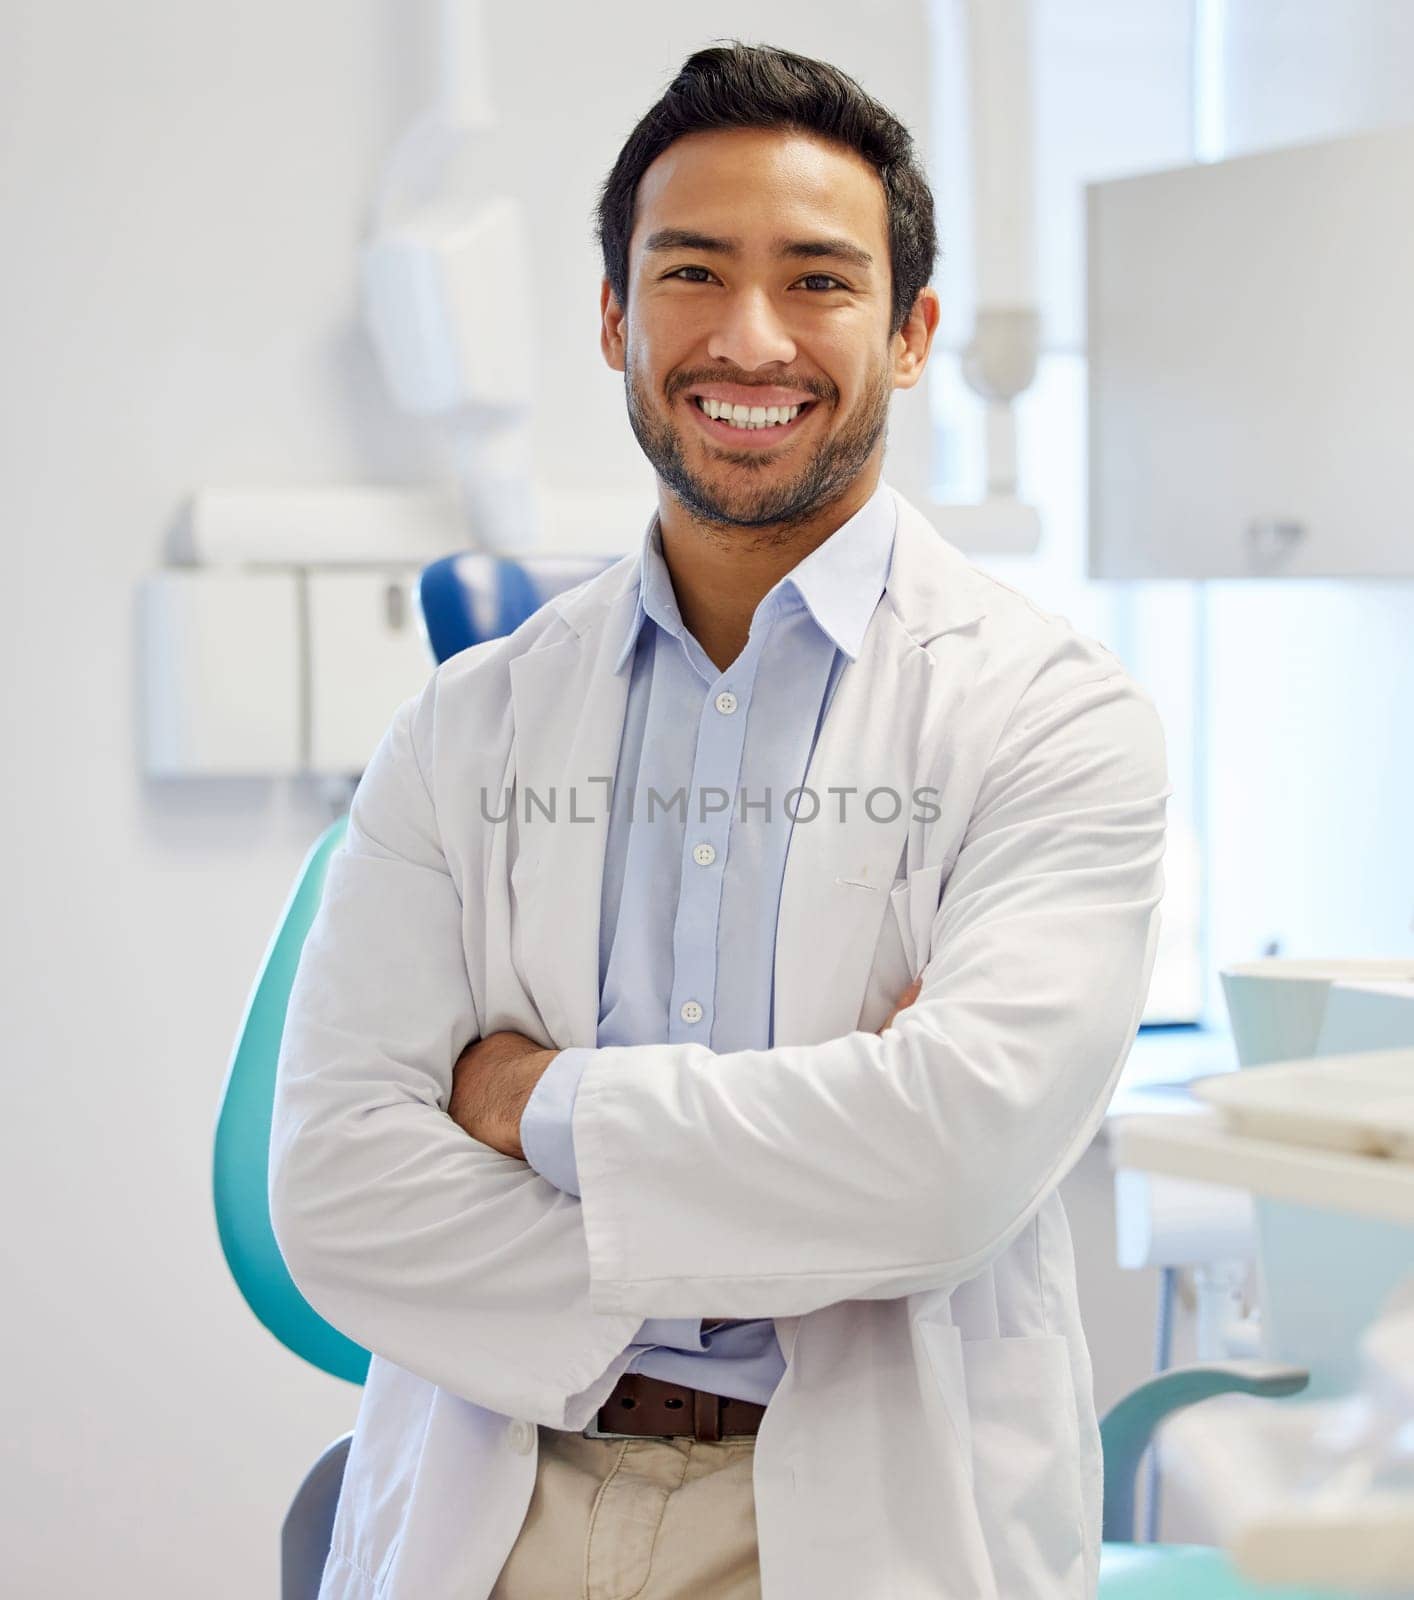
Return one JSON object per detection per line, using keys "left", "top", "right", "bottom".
{"left": 215, "top": 556, "right": 1338, "bottom": 1600}
{"left": 215, "top": 817, "right": 362, "bottom": 1388}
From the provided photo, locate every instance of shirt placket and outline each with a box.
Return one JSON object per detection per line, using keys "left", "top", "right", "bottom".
{"left": 666, "top": 619, "right": 773, "bottom": 1047}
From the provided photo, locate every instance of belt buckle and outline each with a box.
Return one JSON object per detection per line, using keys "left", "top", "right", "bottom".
{"left": 582, "top": 1410, "right": 640, "bottom": 1440}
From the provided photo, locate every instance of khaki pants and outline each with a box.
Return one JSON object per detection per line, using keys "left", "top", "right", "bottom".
{"left": 488, "top": 1424, "right": 762, "bottom": 1599}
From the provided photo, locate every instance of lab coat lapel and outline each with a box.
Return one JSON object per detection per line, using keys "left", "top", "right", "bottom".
{"left": 772, "top": 488, "right": 987, "bottom": 1048}
{"left": 507, "top": 581, "right": 637, "bottom": 1049}
{"left": 771, "top": 616, "right": 916, "bottom": 1047}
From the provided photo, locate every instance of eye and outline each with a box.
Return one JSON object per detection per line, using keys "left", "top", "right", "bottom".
{"left": 663, "top": 266, "right": 849, "bottom": 292}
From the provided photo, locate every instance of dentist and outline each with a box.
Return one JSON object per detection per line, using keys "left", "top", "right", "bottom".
{"left": 270, "top": 39, "right": 1170, "bottom": 1600}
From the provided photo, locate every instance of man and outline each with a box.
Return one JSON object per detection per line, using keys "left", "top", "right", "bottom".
{"left": 270, "top": 40, "right": 1169, "bottom": 1600}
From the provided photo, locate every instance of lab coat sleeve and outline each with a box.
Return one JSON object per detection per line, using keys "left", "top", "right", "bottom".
{"left": 267, "top": 677, "right": 646, "bottom": 1427}
{"left": 571, "top": 665, "right": 1171, "bottom": 1319}
{"left": 518, "top": 1052, "right": 716, "bottom": 1351}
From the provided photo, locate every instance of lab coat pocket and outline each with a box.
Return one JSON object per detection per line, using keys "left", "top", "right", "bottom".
{"left": 889, "top": 862, "right": 946, "bottom": 978}
{"left": 960, "top": 1334, "right": 1087, "bottom": 1599}
{"left": 914, "top": 1317, "right": 973, "bottom": 1470}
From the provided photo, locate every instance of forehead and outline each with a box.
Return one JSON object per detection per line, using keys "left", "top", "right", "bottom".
{"left": 628, "top": 127, "right": 888, "bottom": 267}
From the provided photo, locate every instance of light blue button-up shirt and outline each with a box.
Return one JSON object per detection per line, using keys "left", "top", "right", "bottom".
{"left": 520, "top": 480, "right": 897, "bottom": 1405}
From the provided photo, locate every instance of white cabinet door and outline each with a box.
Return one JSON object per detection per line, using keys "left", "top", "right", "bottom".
{"left": 1087, "top": 122, "right": 1414, "bottom": 579}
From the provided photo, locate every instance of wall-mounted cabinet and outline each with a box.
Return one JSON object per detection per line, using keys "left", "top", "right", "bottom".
{"left": 1087, "top": 122, "right": 1414, "bottom": 579}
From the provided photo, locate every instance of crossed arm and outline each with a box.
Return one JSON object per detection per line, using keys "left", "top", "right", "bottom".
{"left": 446, "top": 977, "right": 922, "bottom": 1163}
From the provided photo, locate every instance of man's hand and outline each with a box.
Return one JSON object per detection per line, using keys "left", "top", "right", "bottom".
{"left": 878, "top": 974, "right": 922, "bottom": 1033}
{"left": 448, "top": 1032, "right": 560, "bottom": 1160}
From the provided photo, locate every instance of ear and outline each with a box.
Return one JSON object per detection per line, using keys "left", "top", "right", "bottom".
{"left": 600, "top": 276, "right": 627, "bottom": 374}
{"left": 891, "top": 286, "right": 940, "bottom": 392}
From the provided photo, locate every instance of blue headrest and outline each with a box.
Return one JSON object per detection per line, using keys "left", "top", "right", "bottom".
{"left": 417, "top": 553, "right": 616, "bottom": 665}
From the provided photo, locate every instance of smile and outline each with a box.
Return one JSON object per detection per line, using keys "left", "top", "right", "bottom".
{"left": 685, "top": 394, "right": 817, "bottom": 449}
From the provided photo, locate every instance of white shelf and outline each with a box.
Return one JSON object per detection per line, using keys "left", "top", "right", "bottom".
{"left": 1109, "top": 1109, "right": 1414, "bottom": 1226}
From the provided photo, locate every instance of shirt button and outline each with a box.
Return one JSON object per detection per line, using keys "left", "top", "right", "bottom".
{"left": 714, "top": 690, "right": 738, "bottom": 714}
{"left": 680, "top": 1000, "right": 704, "bottom": 1024}
{"left": 692, "top": 842, "right": 716, "bottom": 867}
{"left": 507, "top": 1419, "right": 535, "bottom": 1454}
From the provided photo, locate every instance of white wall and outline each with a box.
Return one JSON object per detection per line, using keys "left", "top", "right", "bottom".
{"left": 0, "top": 7, "right": 442, "bottom": 1596}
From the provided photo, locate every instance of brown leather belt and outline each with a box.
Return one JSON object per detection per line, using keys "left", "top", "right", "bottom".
{"left": 585, "top": 1371, "right": 766, "bottom": 1442}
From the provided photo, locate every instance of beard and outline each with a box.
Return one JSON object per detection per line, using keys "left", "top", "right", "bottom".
{"left": 623, "top": 356, "right": 892, "bottom": 540}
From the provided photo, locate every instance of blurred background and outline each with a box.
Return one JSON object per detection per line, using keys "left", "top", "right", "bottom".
{"left": 3, "top": 1, "right": 1413, "bottom": 1594}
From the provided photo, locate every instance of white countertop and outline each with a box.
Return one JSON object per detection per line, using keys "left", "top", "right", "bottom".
{"left": 1108, "top": 1106, "right": 1414, "bottom": 1225}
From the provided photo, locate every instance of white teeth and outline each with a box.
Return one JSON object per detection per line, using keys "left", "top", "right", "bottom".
{"left": 696, "top": 397, "right": 803, "bottom": 430}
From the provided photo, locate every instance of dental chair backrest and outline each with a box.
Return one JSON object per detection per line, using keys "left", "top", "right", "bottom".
{"left": 1219, "top": 959, "right": 1414, "bottom": 1398}
{"left": 215, "top": 816, "right": 366, "bottom": 1383}
{"left": 417, "top": 551, "right": 620, "bottom": 660}
{"left": 216, "top": 550, "right": 620, "bottom": 1383}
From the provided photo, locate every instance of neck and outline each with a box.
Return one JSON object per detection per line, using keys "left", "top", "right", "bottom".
{"left": 655, "top": 468, "right": 882, "bottom": 673}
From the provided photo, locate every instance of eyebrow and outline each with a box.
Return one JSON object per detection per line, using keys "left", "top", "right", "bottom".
{"left": 641, "top": 227, "right": 875, "bottom": 274}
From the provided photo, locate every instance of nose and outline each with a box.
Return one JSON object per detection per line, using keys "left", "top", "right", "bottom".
{"left": 706, "top": 285, "right": 798, "bottom": 372}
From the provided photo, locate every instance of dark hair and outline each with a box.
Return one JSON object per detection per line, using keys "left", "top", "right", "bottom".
{"left": 594, "top": 41, "right": 938, "bottom": 339}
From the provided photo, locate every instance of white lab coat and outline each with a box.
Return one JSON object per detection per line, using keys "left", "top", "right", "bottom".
{"left": 269, "top": 482, "right": 1170, "bottom": 1600}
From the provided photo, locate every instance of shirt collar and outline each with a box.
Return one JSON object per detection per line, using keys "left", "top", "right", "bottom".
{"left": 612, "top": 479, "right": 897, "bottom": 674}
